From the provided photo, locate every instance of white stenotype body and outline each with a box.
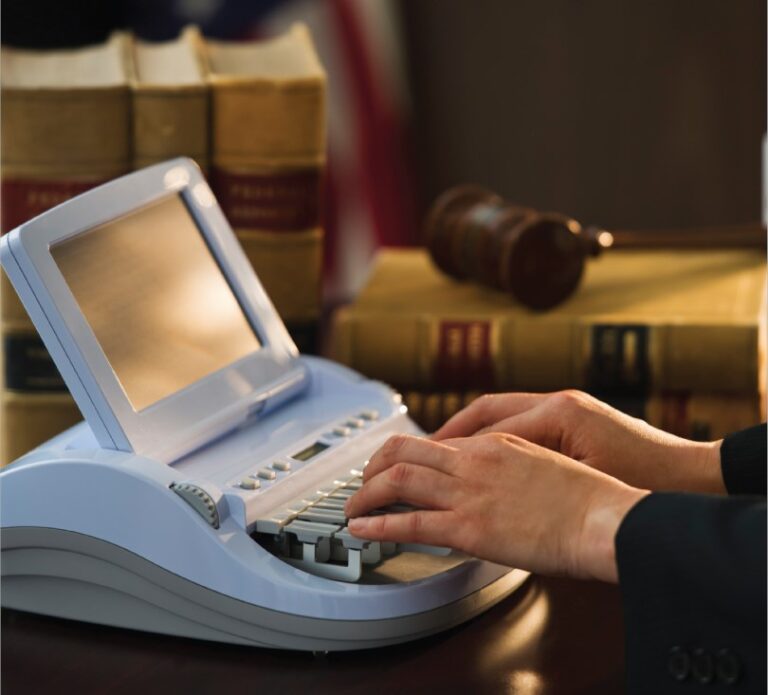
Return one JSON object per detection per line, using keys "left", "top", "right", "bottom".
{"left": 0, "top": 158, "right": 528, "bottom": 649}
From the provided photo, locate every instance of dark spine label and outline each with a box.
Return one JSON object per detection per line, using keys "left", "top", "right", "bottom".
{"left": 3, "top": 333, "right": 67, "bottom": 392}
{"left": 587, "top": 324, "right": 650, "bottom": 394}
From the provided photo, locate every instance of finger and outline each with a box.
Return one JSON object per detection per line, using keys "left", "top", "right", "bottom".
{"left": 475, "top": 408, "right": 564, "bottom": 451}
{"left": 348, "top": 510, "right": 456, "bottom": 547}
{"left": 345, "top": 463, "right": 459, "bottom": 518}
{"left": 432, "top": 393, "right": 547, "bottom": 440}
{"left": 364, "top": 434, "right": 458, "bottom": 482}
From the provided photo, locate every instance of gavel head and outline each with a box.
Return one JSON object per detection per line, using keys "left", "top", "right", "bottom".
{"left": 424, "top": 185, "right": 606, "bottom": 310}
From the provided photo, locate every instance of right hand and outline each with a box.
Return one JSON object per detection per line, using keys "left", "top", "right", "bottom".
{"left": 432, "top": 390, "right": 725, "bottom": 494}
{"left": 346, "top": 431, "right": 648, "bottom": 583}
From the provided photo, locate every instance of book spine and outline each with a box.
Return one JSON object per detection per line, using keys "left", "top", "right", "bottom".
{"left": 131, "top": 87, "right": 210, "bottom": 171}
{"left": 330, "top": 312, "right": 764, "bottom": 395}
{"left": 1, "top": 61, "right": 131, "bottom": 464}
{"left": 209, "top": 52, "right": 327, "bottom": 353}
{"left": 402, "top": 389, "right": 763, "bottom": 441}
{"left": 237, "top": 228, "right": 323, "bottom": 324}
{"left": 1, "top": 390, "right": 81, "bottom": 465}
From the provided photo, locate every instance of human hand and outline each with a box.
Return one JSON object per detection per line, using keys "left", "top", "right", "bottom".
{"left": 345, "top": 433, "right": 648, "bottom": 582}
{"left": 433, "top": 390, "right": 724, "bottom": 494}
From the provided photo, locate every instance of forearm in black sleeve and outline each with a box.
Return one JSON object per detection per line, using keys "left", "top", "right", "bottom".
{"left": 720, "top": 423, "right": 766, "bottom": 495}
{"left": 616, "top": 492, "right": 766, "bottom": 694}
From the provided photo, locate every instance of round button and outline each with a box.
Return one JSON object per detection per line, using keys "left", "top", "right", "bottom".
{"left": 716, "top": 648, "right": 741, "bottom": 685}
{"left": 691, "top": 648, "right": 714, "bottom": 684}
{"left": 667, "top": 646, "right": 690, "bottom": 682}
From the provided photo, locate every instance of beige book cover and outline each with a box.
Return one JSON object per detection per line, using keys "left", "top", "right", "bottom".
{"left": 206, "top": 24, "right": 326, "bottom": 326}
{"left": 206, "top": 23, "right": 325, "bottom": 170}
{"left": 1, "top": 34, "right": 130, "bottom": 463}
{"left": 331, "top": 248, "right": 767, "bottom": 395}
{"left": 130, "top": 26, "right": 210, "bottom": 170}
{"left": 1, "top": 391, "right": 81, "bottom": 465}
{"left": 239, "top": 228, "right": 323, "bottom": 322}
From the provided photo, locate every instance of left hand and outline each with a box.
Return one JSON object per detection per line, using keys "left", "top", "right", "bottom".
{"left": 344, "top": 433, "right": 648, "bottom": 583}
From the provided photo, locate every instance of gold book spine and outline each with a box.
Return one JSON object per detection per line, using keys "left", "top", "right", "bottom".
{"left": 132, "top": 87, "right": 209, "bottom": 170}
{"left": 1, "top": 87, "right": 131, "bottom": 180}
{"left": 330, "top": 310, "right": 765, "bottom": 396}
{"left": 238, "top": 228, "right": 323, "bottom": 322}
{"left": 210, "top": 82, "right": 325, "bottom": 170}
{"left": 207, "top": 26, "right": 327, "bottom": 349}
{"left": 1, "top": 271, "right": 32, "bottom": 330}
{"left": 129, "top": 27, "right": 211, "bottom": 171}
{"left": 1, "top": 391, "right": 81, "bottom": 465}
{"left": 1, "top": 34, "right": 132, "bottom": 462}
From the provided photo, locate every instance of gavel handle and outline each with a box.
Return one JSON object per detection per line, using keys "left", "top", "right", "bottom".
{"left": 606, "top": 224, "right": 766, "bottom": 250}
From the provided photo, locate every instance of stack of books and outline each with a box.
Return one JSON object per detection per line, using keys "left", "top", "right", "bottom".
{"left": 0, "top": 24, "right": 326, "bottom": 464}
{"left": 331, "top": 248, "right": 767, "bottom": 439}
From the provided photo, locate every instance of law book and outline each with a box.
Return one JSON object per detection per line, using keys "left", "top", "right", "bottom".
{"left": 1, "top": 324, "right": 81, "bottom": 464}
{"left": 401, "top": 389, "right": 764, "bottom": 441}
{"left": 130, "top": 27, "right": 210, "bottom": 171}
{"left": 331, "top": 248, "right": 767, "bottom": 395}
{"left": 206, "top": 24, "right": 326, "bottom": 351}
{"left": 0, "top": 34, "right": 131, "bottom": 463}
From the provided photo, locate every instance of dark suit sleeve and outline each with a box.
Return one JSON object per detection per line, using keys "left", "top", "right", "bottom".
{"left": 720, "top": 424, "right": 767, "bottom": 495}
{"left": 616, "top": 493, "right": 766, "bottom": 694}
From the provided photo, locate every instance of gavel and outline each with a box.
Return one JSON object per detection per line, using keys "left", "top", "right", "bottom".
{"left": 424, "top": 185, "right": 766, "bottom": 311}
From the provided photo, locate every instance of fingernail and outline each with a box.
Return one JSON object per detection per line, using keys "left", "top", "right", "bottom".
{"left": 348, "top": 517, "right": 370, "bottom": 533}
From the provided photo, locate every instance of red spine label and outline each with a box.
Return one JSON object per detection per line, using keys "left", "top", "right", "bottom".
{"left": 1, "top": 178, "right": 105, "bottom": 233}
{"left": 434, "top": 320, "right": 495, "bottom": 389}
{"left": 210, "top": 168, "right": 322, "bottom": 231}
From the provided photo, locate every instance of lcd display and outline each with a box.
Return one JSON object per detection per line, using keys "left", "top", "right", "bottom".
{"left": 292, "top": 441, "right": 330, "bottom": 462}
{"left": 51, "top": 194, "right": 261, "bottom": 411}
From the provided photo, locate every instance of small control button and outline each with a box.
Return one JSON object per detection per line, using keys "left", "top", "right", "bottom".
{"left": 333, "top": 426, "right": 351, "bottom": 437}
{"left": 346, "top": 418, "right": 365, "bottom": 429}
{"left": 272, "top": 459, "right": 292, "bottom": 472}
{"left": 257, "top": 468, "right": 277, "bottom": 480}
{"left": 360, "top": 409, "right": 379, "bottom": 421}
{"left": 240, "top": 478, "right": 260, "bottom": 490}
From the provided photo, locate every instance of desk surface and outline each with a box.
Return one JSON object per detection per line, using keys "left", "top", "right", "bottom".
{"left": 1, "top": 575, "right": 625, "bottom": 694}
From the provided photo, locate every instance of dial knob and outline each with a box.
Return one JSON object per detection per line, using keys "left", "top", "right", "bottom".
{"left": 170, "top": 482, "right": 220, "bottom": 529}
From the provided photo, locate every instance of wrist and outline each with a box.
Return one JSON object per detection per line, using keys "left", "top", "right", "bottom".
{"left": 689, "top": 439, "right": 725, "bottom": 494}
{"left": 578, "top": 483, "right": 650, "bottom": 583}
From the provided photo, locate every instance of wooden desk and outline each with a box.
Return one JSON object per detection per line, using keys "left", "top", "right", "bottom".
{"left": 1, "top": 576, "right": 625, "bottom": 694}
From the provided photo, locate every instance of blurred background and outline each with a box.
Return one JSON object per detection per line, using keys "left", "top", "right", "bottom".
{"left": 3, "top": 0, "right": 765, "bottom": 299}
